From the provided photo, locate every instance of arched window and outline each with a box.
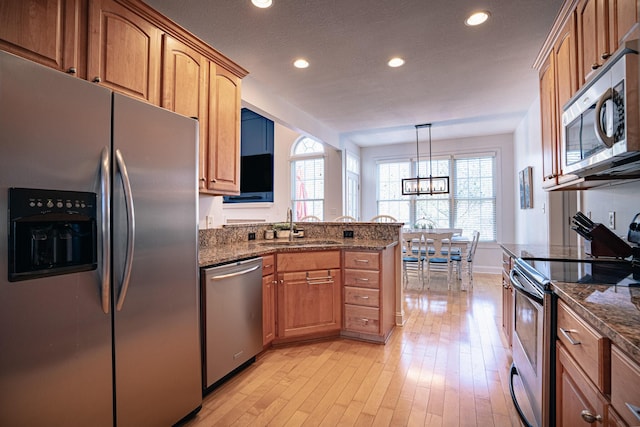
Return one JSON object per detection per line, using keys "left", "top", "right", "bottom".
{"left": 291, "top": 137, "right": 325, "bottom": 220}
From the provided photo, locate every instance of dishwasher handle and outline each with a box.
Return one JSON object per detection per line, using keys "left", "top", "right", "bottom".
{"left": 208, "top": 264, "right": 261, "bottom": 281}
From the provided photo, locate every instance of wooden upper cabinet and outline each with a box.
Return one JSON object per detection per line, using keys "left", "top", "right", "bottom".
{"left": 539, "top": 53, "right": 558, "bottom": 186}
{"left": 87, "top": 0, "right": 161, "bottom": 104}
{"left": 577, "top": 0, "right": 609, "bottom": 84}
{"left": 609, "top": 0, "right": 640, "bottom": 50}
{"left": 161, "top": 35, "right": 209, "bottom": 189}
{"left": 0, "top": 0, "right": 86, "bottom": 76}
{"left": 577, "top": 0, "right": 639, "bottom": 85}
{"left": 205, "top": 64, "right": 241, "bottom": 195}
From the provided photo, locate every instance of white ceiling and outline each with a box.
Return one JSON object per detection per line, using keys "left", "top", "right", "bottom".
{"left": 145, "top": 0, "right": 563, "bottom": 147}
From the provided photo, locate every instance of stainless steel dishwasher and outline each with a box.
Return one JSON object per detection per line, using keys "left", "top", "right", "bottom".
{"left": 201, "top": 257, "right": 263, "bottom": 391}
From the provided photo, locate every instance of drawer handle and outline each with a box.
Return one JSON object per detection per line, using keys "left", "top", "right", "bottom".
{"left": 355, "top": 259, "right": 370, "bottom": 263}
{"left": 559, "top": 328, "right": 581, "bottom": 345}
{"left": 626, "top": 403, "right": 640, "bottom": 422}
{"left": 360, "top": 318, "right": 369, "bottom": 324}
{"left": 263, "top": 264, "right": 273, "bottom": 269}
{"left": 307, "top": 278, "right": 334, "bottom": 285}
{"left": 356, "top": 295, "right": 370, "bottom": 299}
{"left": 355, "top": 277, "right": 370, "bottom": 282}
{"left": 580, "top": 409, "right": 602, "bottom": 423}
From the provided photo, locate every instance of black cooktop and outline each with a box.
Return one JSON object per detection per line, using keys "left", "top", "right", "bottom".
{"left": 525, "top": 259, "right": 639, "bottom": 286}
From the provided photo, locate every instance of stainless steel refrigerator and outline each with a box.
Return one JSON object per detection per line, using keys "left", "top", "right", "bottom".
{"left": 0, "top": 51, "right": 202, "bottom": 426}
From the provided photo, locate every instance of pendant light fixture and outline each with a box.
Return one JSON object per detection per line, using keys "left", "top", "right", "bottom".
{"left": 401, "top": 123, "right": 450, "bottom": 195}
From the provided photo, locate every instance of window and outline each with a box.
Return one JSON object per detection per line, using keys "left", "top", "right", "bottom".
{"left": 376, "top": 154, "right": 496, "bottom": 241}
{"left": 291, "top": 137, "right": 325, "bottom": 220}
{"left": 345, "top": 152, "right": 360, "bottom": 220}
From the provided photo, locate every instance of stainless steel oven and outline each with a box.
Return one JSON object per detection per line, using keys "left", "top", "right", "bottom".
{"left": 509, "top": 258, "right": 555, "bottom": 427}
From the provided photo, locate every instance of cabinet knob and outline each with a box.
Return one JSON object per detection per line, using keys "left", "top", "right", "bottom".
{"left": 210, "top": 178, "right": 217, "bottom": 183}
{"left": 591, "top": 63, "right": 601, "bottom": 70}
{"left": 600, "top": 52, "right": 611, "bottom": 60}
{"left": 199, "top": 177, "right": 206, "bottom": 182}
{"left": 580, "top": 409, "right": 602, "bottom": 423}
{"left": 93, "top": 76, "right": 102, "bottom": 83}
{"left": 66, "top": 67, "right": 77, "bottom": 74}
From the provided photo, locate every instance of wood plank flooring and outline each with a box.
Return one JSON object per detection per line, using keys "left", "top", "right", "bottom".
{"left": 183, "top": 273, "right": 521, "bottom": 426}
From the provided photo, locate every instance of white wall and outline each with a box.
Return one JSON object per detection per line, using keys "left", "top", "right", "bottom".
{"left": 199, "top": 122, "right": 343, "bottom": 228}
{"left": 512, "top": 97, "right": 640, "bottom": 248}
{"left": 581, "top": 181, "right": 640, "bottom": 239}
{"left": 360, "top": 133, "right": 516, "bottom": 274}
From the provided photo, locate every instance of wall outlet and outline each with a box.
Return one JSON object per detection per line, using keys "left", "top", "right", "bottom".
{"left": 206, "top": 215, "right": 214, "bottom": 229}
{"left": 248, "top": 232, "right": 256, "bottom": 241}
{"left": 343, "top": 230, "right": 354, "bottom": 238}
{"left": 608, "top": 211, "right": 615, "bottom": 229}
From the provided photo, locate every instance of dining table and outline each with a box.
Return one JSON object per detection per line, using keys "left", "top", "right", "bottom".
{"left": 402, "top": 229, "right": 472, "bottom": 290}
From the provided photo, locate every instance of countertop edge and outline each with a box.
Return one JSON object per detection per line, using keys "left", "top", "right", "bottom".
{"left": 199, "top": 239, "right": 398, "bottom": 268}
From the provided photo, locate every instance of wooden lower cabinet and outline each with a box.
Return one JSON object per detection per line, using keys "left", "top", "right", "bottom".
{"left": 557, "top": 342, "right": 608, "bottom": 426}
{"left": 262, "top": 254, "right": 276, "bottom": 346}
{"left": 342, "top": 248, "right": 395, "bottom": 343}
{"left": 611, "top": 345, "right": 640, "bottom": 426}
{"left": 275, "top": 251, "right": 341, "bottom": 342}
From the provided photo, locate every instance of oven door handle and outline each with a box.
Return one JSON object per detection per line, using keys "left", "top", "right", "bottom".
{"left": 509, "top": 363, "right": 535, "bottom": 427}
{"left": 510, "top": 268, "right": 544, "bottom": 305}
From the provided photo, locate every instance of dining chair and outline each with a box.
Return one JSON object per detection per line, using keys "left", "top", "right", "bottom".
{"left": 333, "top": 215, "right": 356, "bottom": 222}
{"left": 369, "top": 214, "right": 397, "bottom": 223}
{"left": 452, "top": 230, "right": 480, "bottom": 289}
{"left": 423, "top": 231, "right": 453, "bottom": 289}
{"left": 401, "top": 231, "right": 425, "bottom": 288}
{"left": 299, "top": 215, "right": 321, "bottom": 222}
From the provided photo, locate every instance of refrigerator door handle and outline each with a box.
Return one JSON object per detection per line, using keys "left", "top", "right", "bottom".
{"left": 115, "top": 148, "right": 136, "bottom": 311}
{"left": 100, "top": 147, "right": 111, "bottom": 314}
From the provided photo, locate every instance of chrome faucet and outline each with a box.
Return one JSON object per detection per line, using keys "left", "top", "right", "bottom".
{"left": 286, "top": 207, "right": 293, "bottom": 241}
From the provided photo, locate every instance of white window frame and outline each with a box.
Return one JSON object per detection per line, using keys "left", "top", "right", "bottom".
{"left": 290, "top": 137, "right": 325, "bottom": 220}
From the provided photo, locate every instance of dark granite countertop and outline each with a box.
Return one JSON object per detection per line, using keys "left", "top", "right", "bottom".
{"left": 199, "top": 238, "right": 398, "bottom": 267}
{"left": 500, "top": 242, "right": 640, "bottom": 364}
{"left": 552, "top": 281, "right": 640, "bottom": 362}
{"left": 500, "top": 243, "right": 585, "bottom": 260}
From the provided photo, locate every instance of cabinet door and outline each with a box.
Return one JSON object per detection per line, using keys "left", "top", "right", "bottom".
{"left": 577, "top": 0, "right": 610, "bottom": 84}
{"left": 88, "top": 0, "right": 161, "bottom": 103}
{"left": 277, "top": 269, "right": 341, "bottom": 339}
{"left": 0, "top": 0, "right": 85, "bottom": 76}
{"left": 539, "top": 53, "right": 558, "bottom": 187}
{"left": 262, "top": 273, "right": 275, "bottom": 345}
{"left": 161, "top": 35, "right": 209, "bottom": 189}
{"left": 205, "top": 63, "right": 241, "bottom": 194}
{"left": 557, "top": 343, "right": 607, "bottom": 426}
{"left": 609, "top": 0, "right": 639, "bottom": 51}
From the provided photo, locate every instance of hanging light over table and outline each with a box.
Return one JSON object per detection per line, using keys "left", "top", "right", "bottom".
{"left": 401, "top": 123, "right": 450, "bottom": 195}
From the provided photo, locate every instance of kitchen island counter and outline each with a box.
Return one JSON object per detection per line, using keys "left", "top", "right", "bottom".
{"left": 199, "top": 238, "right": 398, "bottom": 267}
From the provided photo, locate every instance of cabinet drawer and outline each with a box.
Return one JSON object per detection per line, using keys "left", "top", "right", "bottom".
{"left": 344, "top": 251, "right": 379, "bottom": 270}
{"left": 611, "top": 346, "right": 640, "bottom": 426}
{"left": 277, "top": 250, "right": 340, "bottom": 272}
{"left": 344, "top": 286, "right": 379, "bottom": 307}
{"left": 344, "top": 304, "right": 380, "bottom": 334}
{"left": 262, "top": 254, "right": 275, "bottom": 276}
{"left": 344, "top": 269, "right": 379, "bottom": 288}
{"left": 557, "top": 301, "right": 608, "bottom": 392}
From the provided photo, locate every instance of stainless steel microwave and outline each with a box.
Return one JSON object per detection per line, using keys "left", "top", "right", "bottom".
{"left": 561, "top": 40, "right": 640, "bottom": 177}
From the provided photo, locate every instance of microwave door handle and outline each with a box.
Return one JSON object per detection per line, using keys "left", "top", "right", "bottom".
{"left": 594, "top": 88, "right": 615, "bottom": 148}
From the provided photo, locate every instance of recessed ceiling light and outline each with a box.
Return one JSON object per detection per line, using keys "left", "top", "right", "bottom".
{"left": 465, "top": 11, "right": 490, "bottom": 26}
{"left": 251, "top": 0, "right": 272, "bottom": 8}
{"left": 388, "top": 57, "right": 405, "bottom": 68}
{"left": 293, "top": 58, "right": 309, "bottom": 69}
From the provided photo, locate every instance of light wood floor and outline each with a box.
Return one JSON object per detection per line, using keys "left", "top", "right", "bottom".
{"left": 183, "top": 273, "right": 521, "bottom": 426}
